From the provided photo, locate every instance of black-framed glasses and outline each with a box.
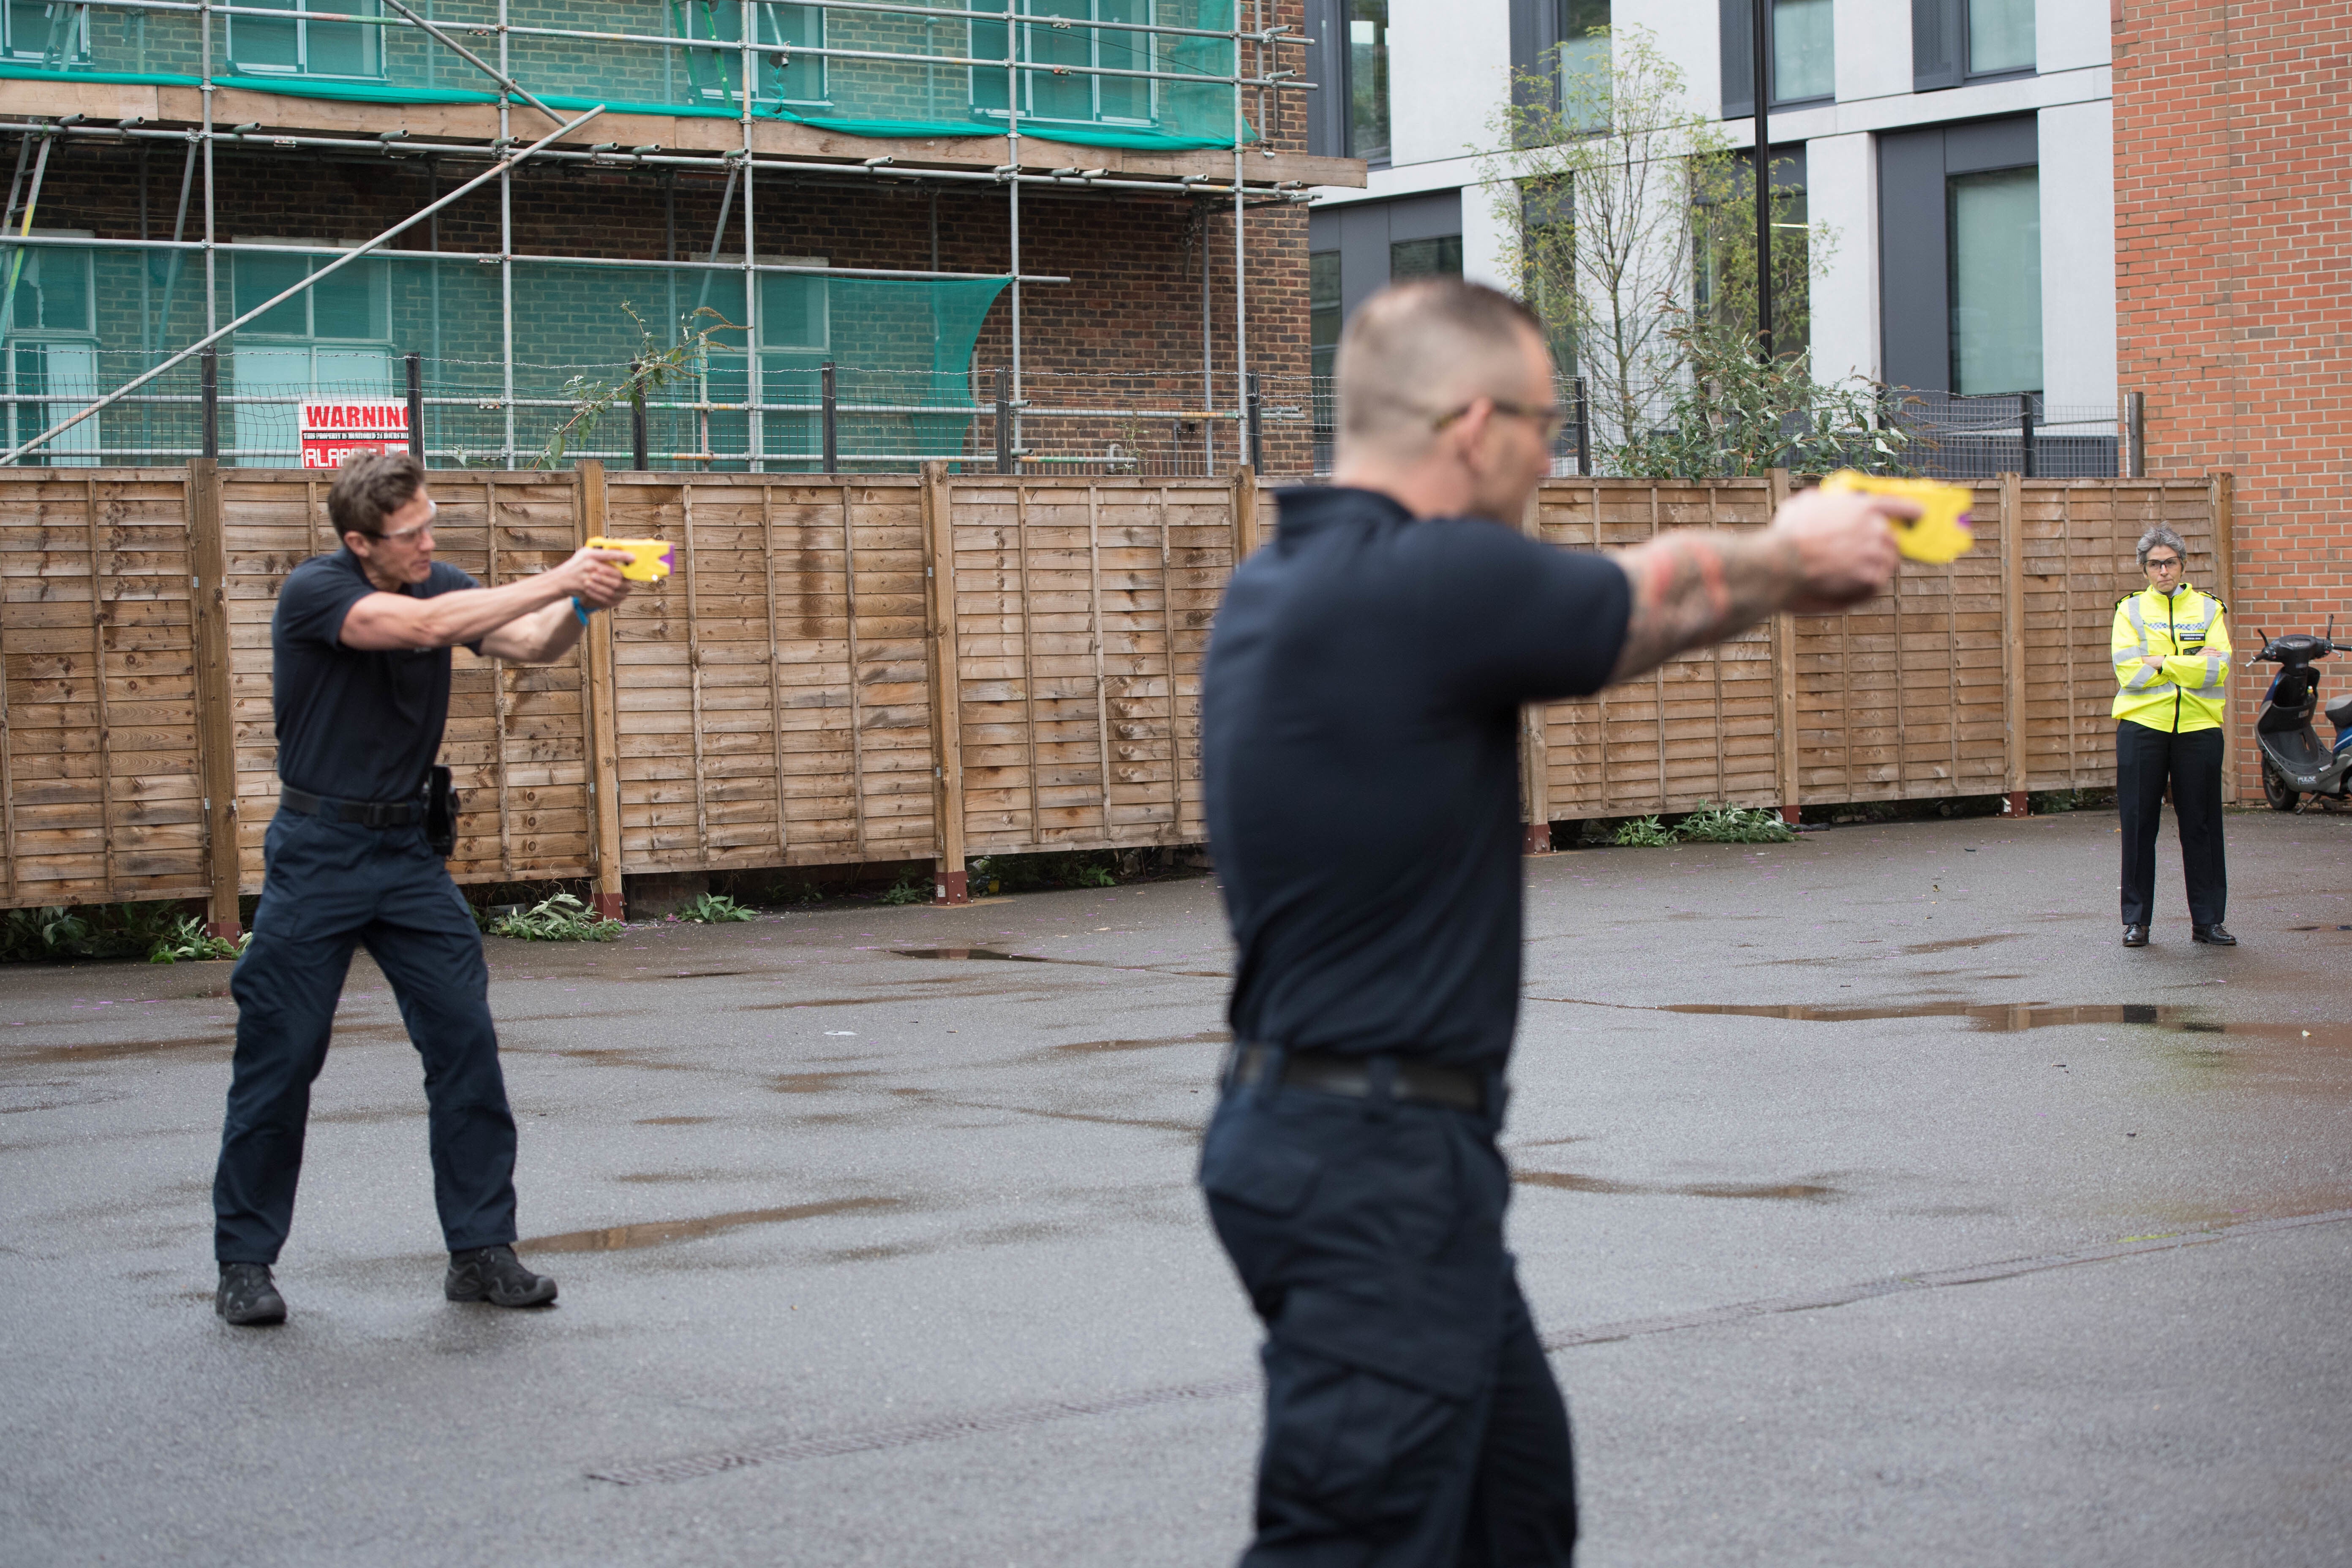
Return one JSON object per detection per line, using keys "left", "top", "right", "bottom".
{"left": 1429, "top": 398, "right": 1570, "bottom": 443}
{"left": 2144, "top": 554, "right": 2183, "bottom": 574}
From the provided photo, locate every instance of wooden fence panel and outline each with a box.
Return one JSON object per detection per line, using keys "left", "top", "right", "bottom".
{"left": 0, "top": 471, "right": 208, "bottom": 908}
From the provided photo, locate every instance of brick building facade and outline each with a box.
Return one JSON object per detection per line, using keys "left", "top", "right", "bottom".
{"left": 3, "top": 2, "right": 1344, "bottom": 476}
{"left": 2113, "top": 0, "right": 2351, "bottom": 792}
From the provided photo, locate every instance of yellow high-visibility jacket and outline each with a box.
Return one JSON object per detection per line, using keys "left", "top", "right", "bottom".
{"left": 2112, "top": 582, "right": 2231, "bottom": 732}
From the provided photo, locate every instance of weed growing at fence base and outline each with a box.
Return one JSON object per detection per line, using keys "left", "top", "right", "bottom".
{"left": 1612, "top": 816, "right": 1677, "bottom": 847}
{"left": 485, "top": 893, "right": 622, "bottom": 942}
{"left": 679, "top": 893, "right": 756, "bottom": 924}
{"left": 1, "top": 902, "right": 221, "bottom": 964}
{"left": 877, "top": 874, "right": 929, "bottom": 906}
{"left": 149, "top": 916, "right": 249, "bottom": 964}
{"left": 1675, "top": 804, "right": 1798, "bottom": 844}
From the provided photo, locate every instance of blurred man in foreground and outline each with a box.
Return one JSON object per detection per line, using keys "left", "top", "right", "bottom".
{"left": 1198, "top": 279, "right": 1912, "bottom": 1565}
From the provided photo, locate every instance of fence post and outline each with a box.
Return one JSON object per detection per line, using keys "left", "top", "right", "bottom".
{"left": 2211, "top": 471, "right": 2238, "bottom": 804}
{"left": 405, "top": 351, "right": 424, "bottom": 463}
{"left": 199, "top": 348, "right": 218, "bottom": 461}
{"left": 578, "top": 459, "right": 627, "bottom": 920}
{"left": 1519, "top": 488, "right": 1551, "bottom": 853}
{"left": 1231, "top": 463, "right": 1259, "bottom": 561}
{"left": 2123, "top": 390, "right": 2145, "bottom": 478}
{"left": 187, "top": 457, "right": 242, "bottom": 938}
{"left": 2020, "top": 392, "right": 2036, "bottom": 479}
{"left": 1245, "top": 369, "right": 1263, "bottom": 473}
{"left": 1573, "top": 375, "right": 1590, "bottom": 477}
{"left": 1768, "top": 468, "right": 1801, "bottom": 824}
{"left": 921, "top": 461, "right": 969, "bottom": 903}
{"left": 628, "top": 360, "right": 648, "bottom": 471}
{"left": 993, "top": 365, "right": 1012, "bottom": 475}
{"left": 821, "top": 359, "right": 839, "bottom": 473}
{"left": 2000, "top": 471, "right": 2028, "bottom": 817}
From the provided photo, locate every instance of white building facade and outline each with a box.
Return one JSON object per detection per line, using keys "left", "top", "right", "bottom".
{"left": 1304, "top": 1, "right": 2115, "bottom": 422}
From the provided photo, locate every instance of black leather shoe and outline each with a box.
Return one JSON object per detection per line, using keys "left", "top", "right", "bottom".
{"left": 216, "top": 1263, "right": 286, "bottom": 1326}
{"left": 2193, "top": 924, "right": 2238, "bottom": 946}
{"left": 445, "top": 1244, "right": 558, "bottom": 1308}
{"left": 2122, "top": 924, "right": 2149, "bottom": 948}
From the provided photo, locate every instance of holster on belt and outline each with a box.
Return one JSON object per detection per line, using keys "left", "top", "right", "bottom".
{"left": 425, "top": 765, "right": 459, "bottom": 858}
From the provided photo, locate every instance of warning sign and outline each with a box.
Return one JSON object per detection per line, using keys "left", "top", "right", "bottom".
{"left": 299, "top": 400, "right": 409, "bottom": 469}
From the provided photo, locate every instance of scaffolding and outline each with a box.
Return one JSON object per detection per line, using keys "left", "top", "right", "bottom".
{"left": 0, "top": 0, "right": 1322, "bottom": 469}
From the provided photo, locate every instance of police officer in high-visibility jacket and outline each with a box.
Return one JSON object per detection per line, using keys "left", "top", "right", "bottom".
{"left": 2112, "top": 525, "right": 2234, "bottom": 949}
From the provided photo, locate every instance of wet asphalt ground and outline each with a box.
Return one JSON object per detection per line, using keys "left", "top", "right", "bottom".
{"left": 3, "top": 806, "right": 2349, "bottom": 1568}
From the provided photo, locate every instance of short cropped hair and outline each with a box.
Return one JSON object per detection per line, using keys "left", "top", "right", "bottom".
{"left": 328, "top": 451, "right": 426, "bottom": 540}
{"left": 1335, "top": 278, "right": 1548, "bottom": 458}
{"left": 2135, "top": 525, "right": 2188, "bottom": 570}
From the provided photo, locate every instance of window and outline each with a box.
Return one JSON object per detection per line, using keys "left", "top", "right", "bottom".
{"left": 1770, "top": 0, "right": 1832, "bottom": 103}
{"left": 1967, "top": 0, "right": 2034, "bottom": 76}
{"left": 673, "top": 2, "right": 824, "bottom": 107}
{"left": 1348, "top": 0, "right": 1389, "bottom": 163}
{"left": 1556, "top": 0, "right": 1610, "bottom": 128}
{"left": 972, "top": 0, "right": 1155, "bottom": 127}
{"left": 1310, "top": 250, "right": 1339, "bottom": 466}
{"left": 233, "top": 249, "right": 389, "bottom": 340}
{"left": 230, "top": 0, "right": 383, "bottom": 79}
{"left": 4, "top": 240, "right": 96, "bottom": 466}
{"left": 1720, "top": 0, "right": 1834, "bottom": 117}
{"left": 1521, "top": 185, "right": 1576, "bottom": 374}
{"left": 695, "top": 259, "right": 832, "bottom": 466}
{"left": 1947, "top": 167, "right": 2040, "bottom": 394}
{"left": 1389, "top": 236, "right": 1462, "bottom": 280}
{"left": 1913, "top": 0, "right": 2033, "bottom": 90}
{"left": 230, "top": 245, "right": 393, "bottom": 463}
{"left": 2, "top": 1, "right": 90, "bottom": 64}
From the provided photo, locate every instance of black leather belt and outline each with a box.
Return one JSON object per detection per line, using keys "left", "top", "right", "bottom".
{"left": 1230, "top": 1043, "right": 1487, "bottom": 1114}
{"left": 278, "top": 784, "right": 423, "bottom": 828}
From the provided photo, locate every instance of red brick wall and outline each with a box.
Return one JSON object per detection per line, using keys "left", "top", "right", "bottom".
{"left": 2113, "top": 1, "right": 2352, "bottom": 793}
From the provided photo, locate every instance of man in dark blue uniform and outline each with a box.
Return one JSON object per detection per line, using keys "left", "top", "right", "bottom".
{"left": 1199, "top": 280, "right": 1908, "bottom": 1563}
{"left": 213, "top": 453, "right": 632, "bottom": 1327}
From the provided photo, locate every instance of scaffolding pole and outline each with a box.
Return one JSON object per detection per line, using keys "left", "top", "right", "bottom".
{"left": 499, "top": 0, "right": 515, "bottom": 466}
{"left": 742, "top": 0, "right": 762, "bottom": 472}
{"left": 0, "top": 105, "right": 608, "bottom": 464}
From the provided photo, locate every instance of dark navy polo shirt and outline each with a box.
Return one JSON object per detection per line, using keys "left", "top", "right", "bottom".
{"left": 1202, "top": 486, "right": 1631, "bottom": 1068}
{"left": 270, "top": 549, "right": 482, "bottom": 804}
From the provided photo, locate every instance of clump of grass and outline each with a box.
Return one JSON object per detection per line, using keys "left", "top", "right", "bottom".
{"left": 1674, "top": 803, "right": 1796, "bottom": 844}
{"left": 1611, "top": 815, "right": 1675, "bottom": 848}
{"left": 2, "top": 901, "right": 207, "bottom": 964}
{"left": 485, "top": 892, "right": 622, "bottom": 942}
{"left": 679, "top": 892, "right": 755, "bottom": 923}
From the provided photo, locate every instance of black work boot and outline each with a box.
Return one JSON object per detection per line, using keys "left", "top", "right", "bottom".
{"left": 216, "top": 1263, "right": 287, "bottom": 1327}
{"left": 2122, "top": 924, "right": 2149, "bottom": 948}
{"left": 2192, "top": 924, "right": 2238, "bottom": 946}
{"left": 445, "top": 1244, "right": 558, "bottom": 1308}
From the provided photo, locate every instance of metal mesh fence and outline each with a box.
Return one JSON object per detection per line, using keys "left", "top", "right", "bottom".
{"left": 1255, "top": 374, "right": 2127, "bottom": 483}
{"left": 0, "top": 348, "right": 1263, "bottom": 474}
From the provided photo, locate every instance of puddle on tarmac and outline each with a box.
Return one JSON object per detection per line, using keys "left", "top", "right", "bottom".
{"left": 3, "top": 1033, "right": 233, "bottom": 1064}
{"left": 771, "top": 1070, "right": 881, "bottom": 1094}
{"left": 1899, "top": 932, "right": 2024, "bottom": 955}
{"left": 1539, "top": 997, "right": 2224, "bottom": 1034}
{"left": 522, "top": 1195, "right": 903, "bottom": 1253}
{"left": 637, "top": 1115, "right": 716, "bottom": 1126}
{"left": 1516, "top": 1171, "right": 1840, "bottom": 1201}
{"left": 891, "top": 948, "right": 1230, "bottom": 980}
{"left": 1052, "top": 1029, "right": 1232, "bottom": 1056}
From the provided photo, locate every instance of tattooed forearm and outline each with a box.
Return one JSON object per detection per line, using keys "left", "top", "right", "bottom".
{"left": 1606, "top": 531, "right": 1805, "bottom": 685}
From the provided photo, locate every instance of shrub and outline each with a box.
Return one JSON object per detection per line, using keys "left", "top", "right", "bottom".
{"left": 1674, "top": 803, "right": 1797, "bottom": 844}
{"left": 680, "top": 892, "right": 755, "bottom": 923}
{"left": 485, "top": 892, "right": 622, "bottom": 942}
{"left": 1611, "top": 816, "right": 1675, "bottom": 847}
{"left": 148, "top": 915, "right": 249, "bottom": 964}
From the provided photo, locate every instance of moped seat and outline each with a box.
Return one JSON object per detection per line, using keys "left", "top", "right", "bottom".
{"left": 2327, "top": 693, "right": 2352, "bottom": 731}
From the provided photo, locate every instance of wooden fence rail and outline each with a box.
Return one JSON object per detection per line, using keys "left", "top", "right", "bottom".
{"left": 0, "top": 464, "right": 2226, "bottom": 922}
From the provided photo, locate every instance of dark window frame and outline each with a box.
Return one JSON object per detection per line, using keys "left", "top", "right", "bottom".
{"left": 1305, "top": 0, "right": 1390, "bottom": 166}
{"left": 1877, "top": 115, "right": 2039, "bottom": 396}
{"left": 1913, "top": 0, "right": 2036, "bottom": 93}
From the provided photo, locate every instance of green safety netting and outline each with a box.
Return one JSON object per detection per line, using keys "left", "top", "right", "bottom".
{"left": 3, "top": 242, "right": 1012, "bottom": 468}
{"left": 0, "top": 0, "right": 1254, "bottom": 150}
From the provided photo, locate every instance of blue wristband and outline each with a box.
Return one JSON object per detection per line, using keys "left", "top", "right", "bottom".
{"left": 572, "top": 595, "right": 591, "bottom": 626}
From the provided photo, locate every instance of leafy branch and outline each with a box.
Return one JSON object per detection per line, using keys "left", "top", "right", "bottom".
{"left": 536, "top": 303, "right": 743, "bottom": 470}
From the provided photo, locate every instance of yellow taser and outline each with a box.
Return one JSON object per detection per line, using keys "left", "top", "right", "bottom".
{"left": 1818, "top": 471, "right": 1975, "bottom": 564}
{"left": 585, "top": 537, "right": 673, "bottom": 582}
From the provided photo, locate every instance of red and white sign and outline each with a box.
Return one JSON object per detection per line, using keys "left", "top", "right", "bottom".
{"left": 299, "top": 399, "right": 409, "bottom": 469}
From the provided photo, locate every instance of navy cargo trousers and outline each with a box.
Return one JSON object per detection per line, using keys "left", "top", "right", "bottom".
{"left": 1200, "top": 1062, "right": 1577, "bottom": 1568}
{"left": 213, "top": 808, "right": 519, "bottom": 1264}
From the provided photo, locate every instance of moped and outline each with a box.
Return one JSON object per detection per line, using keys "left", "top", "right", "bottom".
{"left": 2250, "top": 616, "right": 2352, "bottom": 811}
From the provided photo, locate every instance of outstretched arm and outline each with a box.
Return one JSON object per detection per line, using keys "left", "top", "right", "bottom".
{"left": 1606, "top": 488, "right": 1911, "bottom": 686}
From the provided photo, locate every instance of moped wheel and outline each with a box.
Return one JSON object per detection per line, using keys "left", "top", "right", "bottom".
{"left": 2262, "top": 759, "right": 2299, "bottom": 812}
